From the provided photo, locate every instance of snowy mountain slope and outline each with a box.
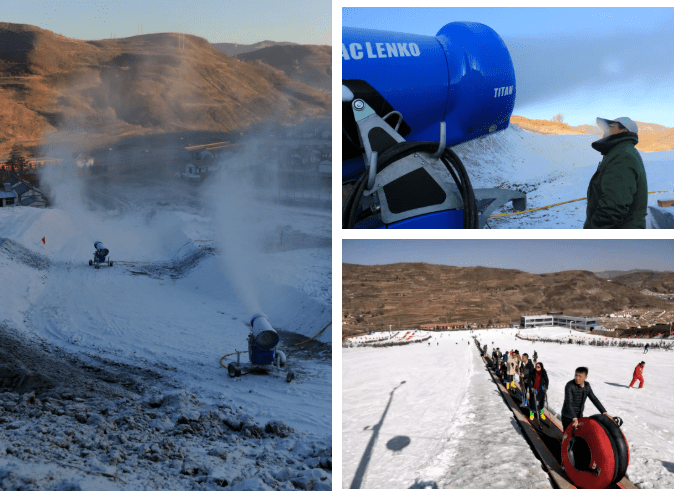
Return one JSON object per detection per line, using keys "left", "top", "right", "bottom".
{"left": 343, "top": 328, "right": 674, "bottom": 489}
{"left": 0, "top": 177, "right": 331, "bottom": 489}
{"left": 452, "top": 125, "right": 674, "bottom": 228}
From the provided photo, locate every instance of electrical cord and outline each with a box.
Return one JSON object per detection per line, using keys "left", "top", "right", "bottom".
{"left": 343, "top": 141, "right": 478, "bottom": 228}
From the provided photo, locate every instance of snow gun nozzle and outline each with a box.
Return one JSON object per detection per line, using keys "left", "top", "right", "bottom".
{"left": 342, "top": 22, "right": 526, "bottom": 229}
{"left": 342, "top": 22, "right": 516, "bottom": 182}
{"left": 250, "top": 313, "right": 279, "bottom": 351}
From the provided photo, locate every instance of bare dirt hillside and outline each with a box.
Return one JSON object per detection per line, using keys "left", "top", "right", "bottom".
{"left": 638, "top": 127, "right": 674, "bottom": 152}
{"left": 0, "top": 23, "right": 330, "bottom": 157}
{"left": 212, "top": 40, "right": 297, "bottom": 57}
{"left": 238, "top": 45, "right": 331, "bottom": 92}
{"left": 511, "top": 115, "right": 674, "bottom": 152}
{"left": 594, "top": 270, "right": 655, "bottom": 280}
{"left": 610, "top": 271, "right": 674, "bottom": 293}
{"left": 342, "top": 263, "right": 673, "bottom": 336}
{"left": 575, "top": 124, "right": 602, "bottom": 136}
{"left": 510, "top": 115, "right": 590, "bottom": 135}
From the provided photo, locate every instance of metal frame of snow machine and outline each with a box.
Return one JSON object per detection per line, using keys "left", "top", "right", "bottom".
{"left": 89, "top": 251, "right": 113, "bottom": 269}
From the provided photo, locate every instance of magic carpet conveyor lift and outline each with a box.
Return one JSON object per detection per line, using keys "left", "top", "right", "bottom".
{"left": 475, "top": 341, "right": 636, "bottom": 489}
{"left": 342, "top": 22, "right": 527, "bottom": 229}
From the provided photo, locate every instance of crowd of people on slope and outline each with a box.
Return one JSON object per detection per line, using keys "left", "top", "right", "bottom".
{"left": 488, "top": 346, "right": 647, "bottom": 428}
{"left": 490, "top": 347, "right": 549, "bottom": 421}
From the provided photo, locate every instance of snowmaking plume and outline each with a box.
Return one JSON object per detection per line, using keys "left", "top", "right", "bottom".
{"left": 202, "top": 139, "right": 273, "bottom": 317}
{"left": 504, "top": 24, "right": 674, "bottom": 110}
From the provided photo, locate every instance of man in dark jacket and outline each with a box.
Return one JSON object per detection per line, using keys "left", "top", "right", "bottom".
{"left": 561, "top": 367, "right": 611, "bottom": 430}
{"left": 494, "top": 348, "right": 501, "bottom": 365}
{"left": 584, "top": 117, "right": 647, "bottom": 229}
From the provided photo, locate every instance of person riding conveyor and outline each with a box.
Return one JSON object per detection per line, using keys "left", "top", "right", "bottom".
{"left": 526, "top": 362, "right": 549, "bottom": 421}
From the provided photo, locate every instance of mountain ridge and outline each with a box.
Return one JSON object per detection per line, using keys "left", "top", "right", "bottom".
{"left": 342, "top": 262, "right": 673, "bottom": 336}
{"left": 0, "top": 23, "right": 330, "bottom": 156}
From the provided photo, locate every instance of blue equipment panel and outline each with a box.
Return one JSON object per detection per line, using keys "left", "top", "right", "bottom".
{"left": 353, "top": 209, "right": 464, "bottom": 229}
{"left": 342, "top": 22, "right": 516, "bottom": 181}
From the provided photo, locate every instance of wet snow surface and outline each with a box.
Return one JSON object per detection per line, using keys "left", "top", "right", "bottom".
{"left": 453, "top": 125, "right": 674, "bottom": 228}
{"left": 0, "top": 177, "right": 331, "bottom": 490}
{"left": 343, "top": 328, "right": 674, "bottom": 489}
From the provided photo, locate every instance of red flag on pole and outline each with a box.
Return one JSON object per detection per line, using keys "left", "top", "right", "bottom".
{"left": 42, "top": 237, "right": 45, "bottom": 244}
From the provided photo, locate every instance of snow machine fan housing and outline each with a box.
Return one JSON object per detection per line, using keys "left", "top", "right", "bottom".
{"left": 89, "top": 241, "right": 112, "bottom": 269}
{"left": 249, "top": 313, "right": 280, "bottom": 365}
{"left": 342, "top": 21, "right": 526, "bottom": 228}
{"left": 223, "top": 313, "right": 292, "bottom": 382}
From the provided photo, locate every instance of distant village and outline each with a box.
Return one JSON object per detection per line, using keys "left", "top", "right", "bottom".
{"left": 0, "top": 118, "right": 332, "bottom": 209}
{"left": 344, "top": 305, "right": 674, "bottom": 337}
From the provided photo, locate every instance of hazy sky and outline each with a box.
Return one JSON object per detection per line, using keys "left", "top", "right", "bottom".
{"left": 342, "top": 240, "right": 674, "bottom": 274}
{"left": 342, "top": 7, "right": 674, "bottom": 127}
{"left": 3, "top": 0, "right": 331, "bottom": 45}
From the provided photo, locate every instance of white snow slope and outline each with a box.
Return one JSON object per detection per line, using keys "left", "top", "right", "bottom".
{"left": 343, "top": 328, "right": 674, "bottom": 489}
{"left": 0, "top": 176, "right": 331, "bottom": 490}
{"left": 453, "top": 124, "right": 674, "bottom": 228}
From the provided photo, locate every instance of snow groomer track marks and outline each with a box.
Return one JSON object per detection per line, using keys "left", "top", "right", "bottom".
{"left": 475, "top": 341, "right": 637, "bottom": 489}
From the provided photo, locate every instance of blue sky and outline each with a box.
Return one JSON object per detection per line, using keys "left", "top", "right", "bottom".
{"left": 3, "top": 0, "right": 331, "bottom": 45}
{"left": 342, "top": 240, "right": 674, "bottom": 274}
{"left": 342, "top": 8, "right": 674, "bottom": 127}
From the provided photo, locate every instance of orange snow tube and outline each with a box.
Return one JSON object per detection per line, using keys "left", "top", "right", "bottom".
{"left": 561, "top": 415, "right": 630, "bottom": 489}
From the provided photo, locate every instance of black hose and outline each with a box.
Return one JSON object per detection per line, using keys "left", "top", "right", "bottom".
{"left": 343, "top": 142, "right": 478, "bottom": 228}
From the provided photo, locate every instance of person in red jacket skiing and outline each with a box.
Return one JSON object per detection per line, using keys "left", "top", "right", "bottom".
{"left": 629, "top": 361, "right": 645, "bottom": 388}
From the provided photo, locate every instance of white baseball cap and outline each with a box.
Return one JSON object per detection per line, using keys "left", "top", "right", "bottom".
{"left": 596, "top": 117, "right": 638, "bottom": 134}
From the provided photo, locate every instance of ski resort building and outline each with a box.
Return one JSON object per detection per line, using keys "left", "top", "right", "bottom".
{"left": 0, "top": 185, "right": 17, "bottom": 206}
{"left": 419, "top": 322, "right": 467, "bottom": 331}
{"left": 520, "top": 315, "right": 598, "bottom": 329}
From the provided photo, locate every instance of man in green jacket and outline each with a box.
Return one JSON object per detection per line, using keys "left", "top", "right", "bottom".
{"left": 584, "top": 117, "right": 648, "bottom": 228}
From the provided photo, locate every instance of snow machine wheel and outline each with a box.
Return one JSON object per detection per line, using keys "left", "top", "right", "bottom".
{"left": 561, "top": 416, "right": 626, "bottom": 488}
{"left": 286, "top": 372, "right": 295, "bottom": 383}
{"left": 109, "top": 261, "right": 113, "bottom": 267}
{"left": 228, "top": 363, "right": 241, "bottom": 378}
{"left": 89, "top": 260, "right": 93, "bottom": 266}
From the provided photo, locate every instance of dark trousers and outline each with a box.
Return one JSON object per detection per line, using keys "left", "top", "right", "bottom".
{"left": 562, "top": 416, "right": 574, "bottom": 431}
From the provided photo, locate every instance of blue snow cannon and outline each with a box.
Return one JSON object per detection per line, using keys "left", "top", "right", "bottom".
{"left": 248, "top": 313, "right": 280, "bottom": 365}
{"left": 225, "top": 313, "right": 292, "bottom": 382}
{"left": 89, "top": 241, "right": 112, "bottom": 269}
{"left": 342, "top": 22, "right": 526, "bottom": 229}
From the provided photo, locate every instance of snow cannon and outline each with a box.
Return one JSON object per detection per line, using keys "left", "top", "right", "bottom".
{"left": 561, "top": 414, "right": 630, "bottom": 488}
{"left": 226, "top": 313, "right": 292, "bottom": 382}
{"left": 249, "top": 313, "right": 280, "bottom": 365}
{"left": 89, "top": 241, "right": 112, "bottom": 269}
{"left": 342, "top": 22, "right": 526, "bottom": 229}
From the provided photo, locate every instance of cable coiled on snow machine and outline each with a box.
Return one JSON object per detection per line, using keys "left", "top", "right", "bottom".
{"left": 342, "top": 141, "right": 478, "bottom": 229}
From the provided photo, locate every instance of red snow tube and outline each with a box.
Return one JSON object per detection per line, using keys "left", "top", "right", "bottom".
{"left": 561, "top": 415, "right": 630, "bottom": 489}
